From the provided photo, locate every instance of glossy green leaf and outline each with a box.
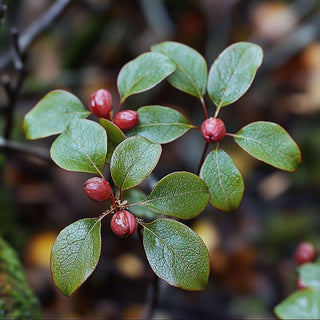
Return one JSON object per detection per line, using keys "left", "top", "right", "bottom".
{"left": 200, "top": 148, "right": 244, "bottom": 212}
{"left": 143, "top": 172, "right": 209, "bottom": 219}
{"left": 50, "top": 119, "right": 107, "bottom": 174}
{"left": 151, "top": 41, "right": 207, "bottom": 98}
{"left": 50, "top": 218, "right": 101, "bottom": 296}
{"left": 127, "top": 106, "right": 194, "bottom": 144}
{"left": 99, "top": 118, "right": 125, "bottom": 162}
{"left": 207, "top": 42, "right": 263, "bottom": 108}
{"left": 110, "top": 136, "right": 161, "bottom": 190}
{"left": 234, "top": 121, "right": 301, "bottom": 172}
{"left": 274, "top": 289, "right": 320, "bottom": 319}
{"left": 142, "top": 219, "right": 210, "bottom": 290}
{"left": 299, "top": 263, "right": 320, "bottom": 290}
{"left": 117, "top": 52, "right": 176, "bottom": 101}
{"left": 23, "top": 90, "right": 90, "bottom": 140}
{"left": 123, "top": 189, "right": 158, "bottom": 221}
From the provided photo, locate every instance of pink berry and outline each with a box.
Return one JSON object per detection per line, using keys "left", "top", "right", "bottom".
{"left": 297, "top": 278, "right": 308, "bottom": 290}
{"left": 200, "top": 118, "right": 226, "bottom": 143}
{"left": 84, "top": 177, "right": 112, "bottom": 202}
{"left": 89, "top": 89, "right": 113, "bottom": 119}
{"left": 110, "top": 210, "right": 137, "bottom": 238}
{"left": 113, "top": 110, "right": 139, "bottom": 131}
{"left": 295, "top": 242, "right": 317, "bottom": 265}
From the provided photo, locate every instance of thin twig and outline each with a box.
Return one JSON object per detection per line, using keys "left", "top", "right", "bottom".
{"left": 0, "top": 137, "right": 52, "bottom": 163}
{"left": 196, "top": 142, "right": 209, "bottom": 176}
{"left": 2, "top": 28, "right": 26, "bottom": 141}
{"left": 0, "top": 0, "right": 73, "bottom": 71}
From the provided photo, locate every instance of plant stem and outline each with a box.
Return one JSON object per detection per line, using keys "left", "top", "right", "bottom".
{"left": 200, "top": 97, "right": 208, "bottom": 119}
{"left": 0, "top": 137, "right": 52, "bottom": 163}
{"left": 214, "top": 106, "right": 220, "bottom": 118}
{"left": 0, "top": 0, "right": 73, "bottom": 70}
{"left": 196, "top": 142, "right": 209, "bottom": 175}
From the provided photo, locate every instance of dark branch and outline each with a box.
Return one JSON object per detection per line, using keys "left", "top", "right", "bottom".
{"left": 0, "top": 0, "right": 73, "bottom": 70}
{"left": 0, "top": 137, "right": 52, "bottom": 163}
{"left": 2, "top": 28, "right": 26, "bottom": 140}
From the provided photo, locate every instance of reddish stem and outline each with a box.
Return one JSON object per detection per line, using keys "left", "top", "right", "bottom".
{"left": 196, "top": 142, "right": 209, "bottom": 176}
{"left": 200, "top": 97, "right": 208, "bottom": 119}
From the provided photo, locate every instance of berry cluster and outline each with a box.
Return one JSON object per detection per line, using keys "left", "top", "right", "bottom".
{"left": 89, "top": 89, "right": 139, "bottom": 132}
{"left": 294, "top": 242, "right": 317, "bottom": 290}
{"left": 84, "top": 176, "right": 137, "bottom": 238}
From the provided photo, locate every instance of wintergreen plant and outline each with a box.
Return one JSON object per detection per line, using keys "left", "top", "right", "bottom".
{"left": 274, "top": 260, "right": 320, "bottom": 318}
{"left": 23, "top": 41, "right": 301, "bottom": 296}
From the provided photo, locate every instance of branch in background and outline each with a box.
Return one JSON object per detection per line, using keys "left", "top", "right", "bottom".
{"left": 0, "top": 0, "right": 7, "bottom": 25}
{"left": 0, "top": 137, "right": 52, "bottom": 163}
{"left": 2, "top": 28, "right": 26, "bottom": 140}
{"left": 0, "top": 0, "right": 73, "bottom": 71}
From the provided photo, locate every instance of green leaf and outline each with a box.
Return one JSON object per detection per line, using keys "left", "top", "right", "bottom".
{"left": 151, "top": 41, "right": 207, "bottom": 98}
{"left": 23, "top": 90, "right": 90, "bottom": 140}
{"left": 50, "top": 119, "right": 107, "bottom": 174}
{"left": 234, "top": 121, "right": 301, "bottom": 172}
{"left": 274, "top": 289, "right": 320, "bottom": 319}
{"left": 200, "top": 148, "right": 244, "bottom": 212}
{"left": 50, "top": 218, "right": 102, "bottom": 296}
{"left": 110, "top": 136, "right": 161, "bottom": 190}
{"left": 127, "top": 106, "right": 194, "bottom": 144}
{"left": 299, "top": 263, "right": 320, "bottom": 290}
{"left": 99, "top": 118, "right": 125, "bottom": 162}
{"left": 123, "top": 189, "right": 158, "bottom": 220}
{"left": 142, "top": 219, "right": 210, "bottom": 290}
{"left": 207, "top": 42, "right": 263, "bottom": 108}
{"left": 143, "top": 172, "right": 209, "bottom": 219}
{"left": 117, "top": 52, "right": 176, "bottom": 101}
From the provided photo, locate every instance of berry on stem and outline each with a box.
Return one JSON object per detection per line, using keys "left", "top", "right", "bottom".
{"left": 89, "top": 89, "right": 113, "bottom": 119}
{"left": 295, "top": 242, "right": 317, "bottom": 265}
{"left": 110, "top": 210, "right": 137, "bottom": 238}
{"left": 113, "top": 110, "right": 139, "bottom": 131}
{"left": 201, "top": 118, "right": 226, "bottom": 143}
{"left": 84, "top": 177, "right": 112, "bottom": 202}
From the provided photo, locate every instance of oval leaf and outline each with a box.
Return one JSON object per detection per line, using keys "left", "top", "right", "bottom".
{"left": 23, "top": 90, "right": 90, "bottom": 140}
{"left": 99, "top": 118, "right": 125, "bottom": 162}
{"left": 50, "top": 119, "right": 107, "bottom": 174}
{"left": 151, "top": 41, "right": 207, "bottom": 98}
{"left": 143, "top": 172, "right": 209, "bottom": 219}
{"left": 117, "top": 52, "right": 176, "bottom": 101}
{"left": 234, "top": 121, "right": 301, "bottom": 172}
{"left": 207, "top": 42, "right": 263, "bottom": 108}
{"left": 110, "top": 136, "right": 161, "bottom": 190}
{"left": 274, "top": 289, "right": 320, "bottom": 319}
{"left": 127, "top": 105, "right": 195, "bottom": 144}
{"left": 142, "top": 219, "right": 210, "bottom": 291}
{"left": 299, "top": 263, "right": 320, "bottom": 290}
{"left": 200, "top": 148, "right": 244, "bottom": 212}
{"left": 50, "top": 218, "right": 102, "bottom": 296}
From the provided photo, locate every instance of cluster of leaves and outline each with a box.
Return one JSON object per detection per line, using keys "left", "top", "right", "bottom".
{"left": 23, "top": 41, "right": 301, "bottom": 296}
{"left": 274, "top": 261, "right": 320, "bottom": 319}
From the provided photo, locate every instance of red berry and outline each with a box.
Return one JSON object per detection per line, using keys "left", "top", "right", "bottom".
{"left": 89, "top": 89, "right": 113, "bottom": 119}
{"left": 84, "top": 177, "right": 112, "bottom": 202}
{"left": 110, "top": 210, "right": 137, "bottom": 238}
{"left": 113, "top": 110, "right": 139, "bottom": 131}
{"left": 297, "top": 278, "right": 308, "bottom": 290}
{"left": 295, "top": 242, "right": 317, "bottom": 265}
{"left": 200, "top": 118, "right": 226, "bottom": 143}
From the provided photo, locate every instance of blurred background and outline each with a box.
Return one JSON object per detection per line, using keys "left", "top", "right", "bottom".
{"left": 0, "top": 0, "right": 320, "bottom": 318}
